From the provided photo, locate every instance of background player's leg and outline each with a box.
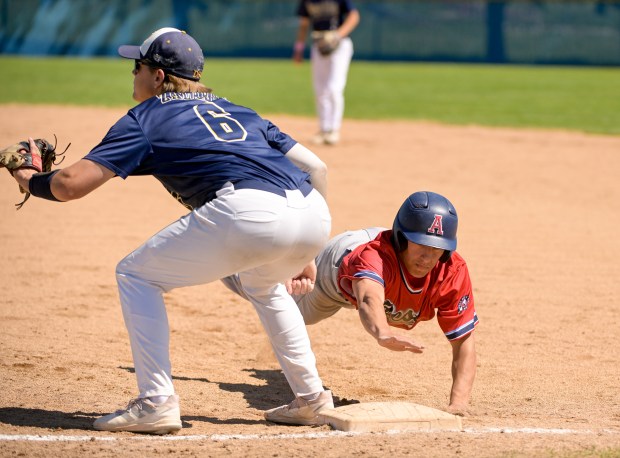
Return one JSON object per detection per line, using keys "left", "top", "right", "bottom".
{"left": 325, "top": 38, "right": 354, "bottom": 137}
{"left": 311, "top": 47, "right": 333, "bottom": 135}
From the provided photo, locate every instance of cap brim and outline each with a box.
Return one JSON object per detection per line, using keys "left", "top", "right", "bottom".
{"left": 118, "top": 45, "right": 142, "bottom": 59}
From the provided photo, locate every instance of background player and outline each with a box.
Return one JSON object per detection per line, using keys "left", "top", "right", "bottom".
{"left": 224, "top": 191, "right": 478, "bottom": 416}
{"left": 8, "top": 27, "right": 335, "bottom": 433}
{"left": 293, "top": 0, "right": 360, "bottom": 145}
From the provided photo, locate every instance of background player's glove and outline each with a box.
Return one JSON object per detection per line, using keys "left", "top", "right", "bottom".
{"left": 0, "top": 136, "right": 68, "bottom": 209}
{"left": 312, "top": 31, "right": 341, "bottom": 56}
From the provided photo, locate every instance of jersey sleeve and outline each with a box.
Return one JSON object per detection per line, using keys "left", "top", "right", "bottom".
{"left": 83, "top": 113, "right": 152, "bottom": 179}
{"left": 342, "top": 0, "right": 357, "bottom": 14}
{"left": 297, "top": 1, "right": 308, "bottom": 17}
{"left": 435, "top": 263, "right": 478, "bottom": 341}
{"left": 265, "top": 120, "right": 297, "bottom": 154}
{"left": 337, "top": 246, "right": 392, "bottom": 307}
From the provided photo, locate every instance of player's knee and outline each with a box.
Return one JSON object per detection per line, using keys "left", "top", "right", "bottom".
{"left": 115, "top": 253, "right": 139, "bottom": 278}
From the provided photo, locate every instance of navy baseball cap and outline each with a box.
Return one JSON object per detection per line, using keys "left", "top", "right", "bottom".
{"left": 118, "top": 27, "right": 204, "bottom": 81}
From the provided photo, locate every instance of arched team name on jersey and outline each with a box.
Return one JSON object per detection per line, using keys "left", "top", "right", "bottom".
{"left": 383, "top": 299, "right": 420, "bottom": 329}
{"left": 158, "top": 92, "right": 219, "bottom": 104}
{"left": 306, "top": 1, "right": 339, "bottom": 19}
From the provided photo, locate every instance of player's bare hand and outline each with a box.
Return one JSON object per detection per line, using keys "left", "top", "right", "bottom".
{"left": 285, "top": 277, "right": 315, "bottom": 295}
{"left": 293, "top": 42, "right": 305, "bottom": 64}
{"left": 376, "top": 335, "right": 425, "bottom": 353}
{"left": 285, "top": 260, "right": 317, "bottom": 295}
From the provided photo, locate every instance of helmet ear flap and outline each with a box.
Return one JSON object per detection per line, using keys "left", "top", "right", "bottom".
{"left": 393, "top": 232, "right": 408, "bottom": 252}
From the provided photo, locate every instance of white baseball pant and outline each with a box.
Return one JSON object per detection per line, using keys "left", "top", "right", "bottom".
{"left": 115, "top": 182, "right": 331, "bottom": 399}
{"left": 222, "top": 227, "right": 385, "bottom": 325}
{"left": 311, "top": 37, "right": 354, "bottom": 133}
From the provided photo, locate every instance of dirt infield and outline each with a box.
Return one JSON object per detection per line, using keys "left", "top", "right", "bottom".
{"left": 1, "top": 104, "right": 619, "bottom": 457}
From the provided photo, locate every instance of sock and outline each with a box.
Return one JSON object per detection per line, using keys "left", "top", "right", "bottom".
{"left": 300, "top": 392, "right": 322, "bottom": 402}
{"left": 148, "top": 395, "right": 170, "bottom": 405}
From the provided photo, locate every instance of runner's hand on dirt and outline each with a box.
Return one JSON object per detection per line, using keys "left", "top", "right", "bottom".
{"left": 447, "top": 403, "right": 473, "bottom": 417}
{"left": 376, "top": 334, "right": 425, "bottom": 353}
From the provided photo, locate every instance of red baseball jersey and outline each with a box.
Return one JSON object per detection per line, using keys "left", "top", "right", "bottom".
{"left": 337, "top": 230, "right": 478, "bottom": 341}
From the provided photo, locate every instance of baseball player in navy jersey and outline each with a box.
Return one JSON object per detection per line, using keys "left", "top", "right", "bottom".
{"left": 294, "top": 0, "right": 360, "bottom": 145}
{"left": 9, "top": 27, "right": 336, "bottom": 433}
{"left": 224, "top": 192, "right": 478, "bottom": 416}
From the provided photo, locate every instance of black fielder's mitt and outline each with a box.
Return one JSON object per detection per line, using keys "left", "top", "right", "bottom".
{"left": 0, "top": 135, "right": 69, "bottom": 209}
{"left": 311, "top": 31, "right": 341, "bottom": 56}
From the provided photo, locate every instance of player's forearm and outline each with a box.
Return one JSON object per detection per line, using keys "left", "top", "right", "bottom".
{"left": 358, "top": 300, "right": 392, "bottom": 341}
{"left": 353, "top": 279, "right": 392, "bottom": 342}
{"left": 296, "top": 19, "right": 310, "bottom": 43}
{"left": 338, "top": 10, "right": 360, "bottom": 38}
{"left": 450, "top": 366, "right": 475, "bottom": 407}
{"left": 449, "top": 334, "right": 477, "bottom": 408}
{"left": 285, "top": 143, "right": 328, "bottom": 198}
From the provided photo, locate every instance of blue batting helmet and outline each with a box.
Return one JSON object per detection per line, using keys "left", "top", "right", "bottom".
{"left": 392, "top": 191, "right": 458, "bottom": 263}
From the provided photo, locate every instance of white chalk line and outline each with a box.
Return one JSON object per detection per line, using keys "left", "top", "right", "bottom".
{"left": 1, "top": 427, "right": 618, "bottom": 443}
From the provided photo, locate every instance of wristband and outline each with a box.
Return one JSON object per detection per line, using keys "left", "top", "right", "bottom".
{"left": 294, "top": 41, "right": 305, "bottom": 53}
{"left": 29, "top": 170, "right": 61, "bottom": 202}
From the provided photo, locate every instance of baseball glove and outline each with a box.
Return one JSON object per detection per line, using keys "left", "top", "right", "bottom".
{"left": 0, "top": 135, "right": 68, "bottom": 209}
{"left": 311, "top": 31, "right": 341, "bottom": 56}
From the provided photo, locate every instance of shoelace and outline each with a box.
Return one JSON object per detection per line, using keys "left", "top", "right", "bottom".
{"left": 115, "top": 397, "right": 145, "bottom": 414}
{"left": 286, "top": 396, "right": 316, "bottom": 410}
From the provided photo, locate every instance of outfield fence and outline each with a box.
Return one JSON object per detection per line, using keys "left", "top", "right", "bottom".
{"left": 1, "top": 0, "right": 619, "bottom": 65}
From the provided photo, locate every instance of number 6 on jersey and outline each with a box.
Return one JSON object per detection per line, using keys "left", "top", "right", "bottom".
{"left": 193, "top": 102, "right": 248, "bottom": 142}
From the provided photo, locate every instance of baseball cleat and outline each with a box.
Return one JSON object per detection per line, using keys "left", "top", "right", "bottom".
{"left": 264, "top": 390, "right": 334, "bottom": 426}
{"left": 93, "top": 394, "right": 182, "bottom": 434}
{"left": 311, "top": 132, "right": 328, "bottom": 145}
{"left": 323, "top": 131, "right": 340, "bottom": 145}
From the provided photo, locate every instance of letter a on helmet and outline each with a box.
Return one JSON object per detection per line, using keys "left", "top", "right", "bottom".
{"left": 427, "top": 215, "right": 444, "bottom": 235}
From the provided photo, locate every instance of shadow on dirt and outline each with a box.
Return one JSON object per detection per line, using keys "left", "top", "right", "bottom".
{"left": 0, "top": 407, "right": 98, "bottom": 431}
{"left": 0, "top": 367, "right": 359, "bottom": 431}
{"left": 120, "top": 365, "right": 361, "bottom": 409}
{"left": 0, "top": 407, "right": 264, "bottom": 431}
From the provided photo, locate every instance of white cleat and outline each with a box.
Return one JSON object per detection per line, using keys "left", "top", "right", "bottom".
{"left": 311, "top": 132, "right": 328, "bottom": 145}
{"left": 323, "top": 131, "right": 340, "bottom": 145}
{"left": 93, "top": 395, "right": 182, "bottom": 435}
{"left": 264, "top": 390, "right": 334, "bottom": 426}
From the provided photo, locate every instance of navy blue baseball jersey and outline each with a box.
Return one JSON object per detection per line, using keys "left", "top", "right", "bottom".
{"left": 297, "top": 0, "right": 356, "bottom": 31}
{"left": 84, "top": 92, "right": 310, "bottom": 210}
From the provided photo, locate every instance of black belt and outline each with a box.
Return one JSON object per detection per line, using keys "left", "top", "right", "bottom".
{"left": 234, "top": 179, "right": 313, "bottom": 198}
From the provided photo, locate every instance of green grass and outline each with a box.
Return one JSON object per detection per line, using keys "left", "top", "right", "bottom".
{"left": 347, "top": 62, "right": 620, "bottom": 135}
{"left": 1, "top": 56, "right": 618, "bottom": 135}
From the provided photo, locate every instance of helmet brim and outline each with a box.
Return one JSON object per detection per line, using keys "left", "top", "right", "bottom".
{"left": 401, "top": 231, "right": 457, "bottom": 251}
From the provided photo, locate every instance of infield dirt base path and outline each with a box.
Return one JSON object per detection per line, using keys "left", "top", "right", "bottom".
{"left": 1, "top": 105, "right": 619, "bottom": 457}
